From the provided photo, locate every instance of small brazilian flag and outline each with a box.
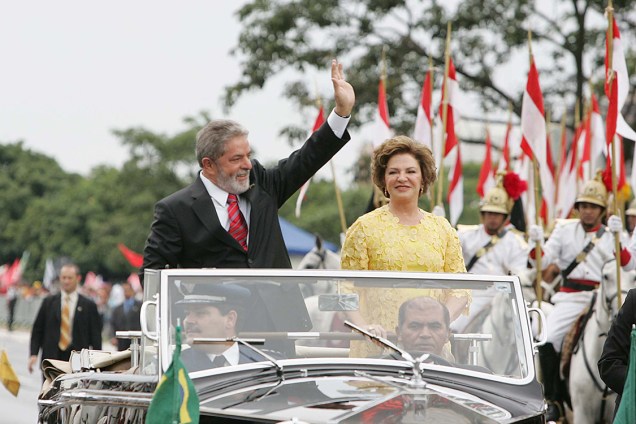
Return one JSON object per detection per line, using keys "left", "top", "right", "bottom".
{"left": 614, "top": 327, "right": 636, "bottom": 424}
{"left": 147, "top": 326, "right": 199, "bottom": 424}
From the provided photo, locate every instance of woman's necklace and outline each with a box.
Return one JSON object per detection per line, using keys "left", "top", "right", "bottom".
{"left": 388, "top": 204, "right": 423, "bottom": 225}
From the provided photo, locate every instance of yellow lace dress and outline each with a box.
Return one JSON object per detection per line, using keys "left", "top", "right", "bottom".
{"left": 340, "top": 205, "right": 469, "bottom": 357}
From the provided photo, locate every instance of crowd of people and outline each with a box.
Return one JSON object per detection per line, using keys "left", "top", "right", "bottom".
{"left": 7, "top": 58, "right": 636, "bottom": 422}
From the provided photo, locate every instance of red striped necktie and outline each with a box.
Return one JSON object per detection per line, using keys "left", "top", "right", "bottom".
{"left": 227, "top": 194, "right": 248, "bottom": 251}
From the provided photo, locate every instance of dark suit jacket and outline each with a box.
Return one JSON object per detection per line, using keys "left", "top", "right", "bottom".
{"left": 30, "top": 292, "right": 103, "bottom": 363}
{"left": 181, "top": 345, "right": 271, "bottom": 373}
{"left": 110, "top": 299, "right": 142, "bottom": 351}
{"left": 598, "top": 288, "right": 636, "bottom": 412}
{"left": 141, "top": 123, "right": 350, "bottom": 276}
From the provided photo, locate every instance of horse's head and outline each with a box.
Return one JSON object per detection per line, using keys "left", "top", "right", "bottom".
{"left": 601, "top": 259, "right": 636, "bottom": 319}
{"left": 297, "top": 236, "right": 341, "bottom": 270}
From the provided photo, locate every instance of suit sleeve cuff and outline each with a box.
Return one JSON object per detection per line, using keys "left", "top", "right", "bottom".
{"left": 327, "top": 109, "right": 350, "bottom": 139}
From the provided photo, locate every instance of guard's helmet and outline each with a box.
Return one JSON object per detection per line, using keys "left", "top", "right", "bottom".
{"left": 480, "top": 171, "right": 527, "bottom": 215}
{"left": 575, "top": 172, "right": 608, "bottom": 208}
{"left": 626, "top": 199, "right": 636, "bottom": 216}
{"left": 480, "top": 185, "right": 511, "bottom": 215}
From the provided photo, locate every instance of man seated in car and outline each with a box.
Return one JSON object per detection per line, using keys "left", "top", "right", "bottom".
{"left": 178, "top": 283, "right": 269, "bottom": 372}
{"left": 395, "top": 296, "right": 451, "bottom": 360}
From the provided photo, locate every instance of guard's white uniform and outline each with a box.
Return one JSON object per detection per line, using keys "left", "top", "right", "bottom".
{"left": 539, "top": 220, "right": 631, "bottom": 351}
{"left": 452, "top": 225, "right": 528, "bottom": 332}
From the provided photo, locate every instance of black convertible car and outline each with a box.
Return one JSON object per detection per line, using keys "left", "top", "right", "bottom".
{"left": 38, "top": 269, "right": 547, "bottom": 423}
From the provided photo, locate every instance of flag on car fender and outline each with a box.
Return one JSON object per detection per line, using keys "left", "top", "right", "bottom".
{"left": 613, "top": 327, "right": 636, "bottom": 424}
{"left": 0, "top": 350, "right": 20, "bottom": 397}
{"left": 146, "top": 326, "right": 199, "bottom": 424}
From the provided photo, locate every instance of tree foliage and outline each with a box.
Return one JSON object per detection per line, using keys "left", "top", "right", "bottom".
{"left": 225, "top": 0, "right": 636, "bottom": 137}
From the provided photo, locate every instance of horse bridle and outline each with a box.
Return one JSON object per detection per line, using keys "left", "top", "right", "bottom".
{"left": 304, "top": 249, "right": 328, "bottom": 270}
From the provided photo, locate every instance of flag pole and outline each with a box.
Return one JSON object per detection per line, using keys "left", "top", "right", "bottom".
{"left": 606, "top": 0, "right": 622, "bottom": 306}
{"left": 587, "top": 80, "right": 595, "bottom": 180}
{"left": 436, "top": 22, "right": 452, "bottom": 208}
{"left": 574, "top": 98, "right": 581, "bottom": 187}
{"left": 372, "top": 46, "right": 389, "bottom": 208}
{"left": 528, "top": 30, "right": 543, "bottom": 307}
{"left": 546, "top": 109, "right": 553, "bottom": 231}
{"left": 505, "top": 102, "right": 513, "bottom": 171}
{"left": 554, "top": 110, "right": 566, "bottom": 209}
{"left": 428, "top": 54, "right": 436, "bottom": 210}
{"left": 330, "top": 160, "right": 348, "bottom": 235}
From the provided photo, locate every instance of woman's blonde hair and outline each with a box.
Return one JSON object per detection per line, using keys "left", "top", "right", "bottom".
{"left": 371, "top": 135, "right": 437, "bottom": 198}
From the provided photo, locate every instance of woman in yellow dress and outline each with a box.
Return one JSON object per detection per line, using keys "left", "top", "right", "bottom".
{"left": 340, "top": 135, "right": 469, "bottom": 354}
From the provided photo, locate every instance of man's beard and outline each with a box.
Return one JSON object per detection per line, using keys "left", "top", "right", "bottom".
{"left": 216, "top": 168, "right": 251, "bottom": 194}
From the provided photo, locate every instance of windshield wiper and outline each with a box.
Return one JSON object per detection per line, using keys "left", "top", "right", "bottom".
{"left": 344, "top": 320, "right": 431, "bottom": 387}
{"left": 192, "top": 336, "right": 284, "bottom": 376}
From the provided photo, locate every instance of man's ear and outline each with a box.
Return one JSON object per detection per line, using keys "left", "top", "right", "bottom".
{"left": 226, "top": 310, "right": 238, "bottom": 329}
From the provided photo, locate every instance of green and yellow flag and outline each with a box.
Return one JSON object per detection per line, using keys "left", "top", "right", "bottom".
{"left": 147, "top": 326, "right": 199, "bottom": 424}
{"left": 614, "top": 327, "right": 636, "bottom": 424}
{"left": 0, "top": 350, "right": 20, "bottom": 397}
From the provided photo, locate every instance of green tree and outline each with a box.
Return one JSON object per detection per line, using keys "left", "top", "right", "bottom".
{"left": 225, "top": 0, "right": 636, "bottom": 137}
{"left": 7, "top": 115, "right": 208, "bottom": 282}
{"left": 0, "top": 142, "right": 77, "bottom": 265}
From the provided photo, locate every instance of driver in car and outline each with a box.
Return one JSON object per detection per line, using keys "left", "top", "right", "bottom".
{"left": 178, "top": 283, "right": 269, "bottom": 372}
{"left": 395, "top": 296, "right": 451, "bottom": 359}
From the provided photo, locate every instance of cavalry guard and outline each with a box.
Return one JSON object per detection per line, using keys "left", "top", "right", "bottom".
{"left": 527, "top": 172, "right": 634, "bottom": 422}
{"left": 452, "top": 171, "right": 528, "bottom": 332}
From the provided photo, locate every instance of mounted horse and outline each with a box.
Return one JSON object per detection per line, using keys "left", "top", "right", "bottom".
{"left": 565, "top": 259, "right": 636, "bottom": 423}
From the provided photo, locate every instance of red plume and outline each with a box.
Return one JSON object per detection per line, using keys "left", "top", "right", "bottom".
{"left": 502, "top": 171, "right": 528, "bottom": 200}
{"left": 601, "top": 167, "right": 614, "bottom": 192}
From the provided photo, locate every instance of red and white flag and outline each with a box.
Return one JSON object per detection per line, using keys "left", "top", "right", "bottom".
{"left": 448, "top": 144, "right": 463, "bottom": 226}
{"left": 477, "top": 129, "right": 495, "bottom": 197}
{"left": 439, "top": 58, "right": 460, "bottom": 157}
{"left": 497, "top": 116, "right": 513, "bottom": 172}
{"left": 373, "top": 78, "right": 392, "bottom": 148}
{"left": 604, "top": 135, "right": 627, "bottom": 191}
{"left": 589, "top": 95, "right": 607, "bottom": 171}
{"left": 413, "top": 70, "right": 433, "bottom": 150}
{"left": 295, "top": 105, "right": 326, "bottom": 217}
{"left": 606, "top": 17, "right": 636, "bottom": 141}
{"left": 555, "top": 123, "right": 576, "bottom": 219}
{"left": 520, "top": 59, "right": 554, "bottom": 223}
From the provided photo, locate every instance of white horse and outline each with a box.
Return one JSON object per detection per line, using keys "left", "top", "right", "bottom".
{"left": 297, "top": 236, "right": 341, "bottom": 271}
{"left": 297, "top": 236, "right": 343, "bottom": 346}
{"left": 567, "top": 260, "right": 636, "bottom": 424}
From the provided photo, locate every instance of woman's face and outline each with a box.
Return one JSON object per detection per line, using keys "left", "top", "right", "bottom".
{"left": 384, "top": 153, "right": 422, "bottom": 201}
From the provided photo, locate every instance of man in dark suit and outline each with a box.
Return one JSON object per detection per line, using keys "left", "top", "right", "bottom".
{"left": 178, "top": 283, "right": 269, "bottom": 372}
{"left": 28, "top": 263, "right": 102, "bottom": 374}
{"left": 598, "top": 288, "right": 636, "bottom": 415}
{"left": 110, "top": 281, "right": 142, "bottom": 351}
{"left": 141, "top": 59, "right": 354, "bottom": 278}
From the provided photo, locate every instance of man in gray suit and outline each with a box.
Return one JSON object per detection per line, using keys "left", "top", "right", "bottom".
{"left": 141, "top": 59, "right": 355, "bottom": 279}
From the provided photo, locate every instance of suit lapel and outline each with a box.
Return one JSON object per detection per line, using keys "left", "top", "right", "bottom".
{"left": 243, "top": 184, "right": 263, "bottom": 250}
{"left": 53, "top": 293, "right": 62, "bottom": 323}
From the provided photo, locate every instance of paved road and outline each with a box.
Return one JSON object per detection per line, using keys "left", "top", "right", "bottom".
{"left": 0, "top": 328, "right": 41, "bottom": 424}
{"left": 0, "top": 327, "right": 115, "bottom": 424}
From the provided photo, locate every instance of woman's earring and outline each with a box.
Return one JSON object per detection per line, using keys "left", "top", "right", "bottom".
{"left": 383, "top": 188, "right": 389, "bottom": 198}
{"left": 419, "top": 186, "right": 424, "bottom": 195}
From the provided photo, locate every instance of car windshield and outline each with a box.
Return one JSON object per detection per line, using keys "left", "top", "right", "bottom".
{"left": 155, "top": 270, "right": 531, "bottom": 382}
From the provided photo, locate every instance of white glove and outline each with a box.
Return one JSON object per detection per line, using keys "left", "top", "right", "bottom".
{"left": 528, "top": 224, "right": 544, "bottom": 245}
{"left": 432, "top": 205, "right": 445, "bottom": 217}
{"left": 608, "top": 215, "right": 623, "bottom": 234}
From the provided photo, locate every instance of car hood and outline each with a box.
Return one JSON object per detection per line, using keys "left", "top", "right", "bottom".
{"left": 198, "top": 375, "right": 512, "bottom": 423}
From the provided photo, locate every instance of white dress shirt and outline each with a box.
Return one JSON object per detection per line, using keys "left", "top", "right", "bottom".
{"left": 206, "top": 342, "right": 240, "bottom": 366}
